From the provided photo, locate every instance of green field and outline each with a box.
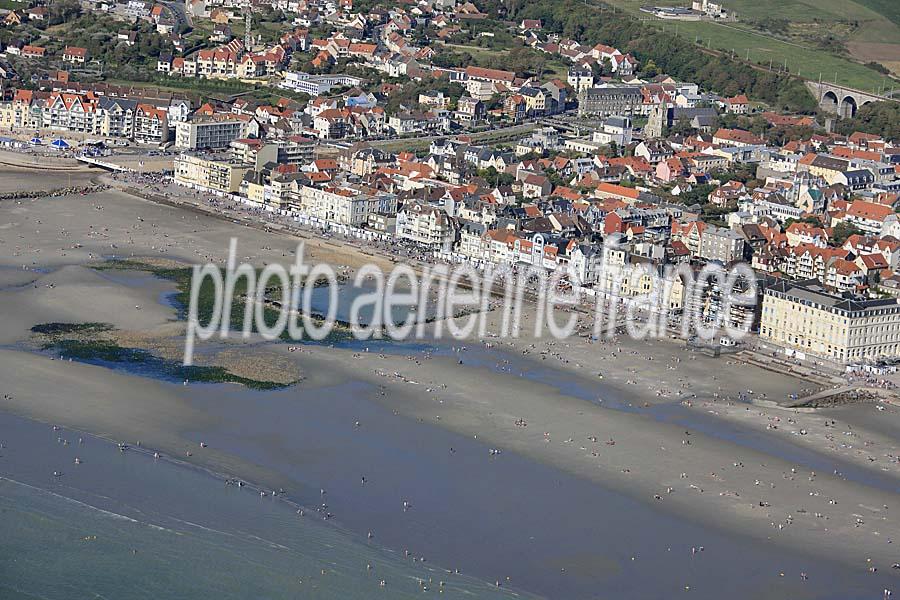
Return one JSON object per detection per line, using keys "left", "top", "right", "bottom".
{"left": 600, "top": 0, "right": 899, "bottom": 91}
{"left": 442, "top": 43, "right": 571, "bottom": 79}
{"left": 442, "top": 43, "right": 508, "bottom": 62}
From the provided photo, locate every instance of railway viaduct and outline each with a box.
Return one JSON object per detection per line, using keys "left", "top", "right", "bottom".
{"left": 805, "top": 82, "right": 897, "bottom": 118}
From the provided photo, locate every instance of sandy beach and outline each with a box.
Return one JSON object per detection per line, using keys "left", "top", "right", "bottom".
{"left": 2, "top": 168, "right": 900, "bottom": 596}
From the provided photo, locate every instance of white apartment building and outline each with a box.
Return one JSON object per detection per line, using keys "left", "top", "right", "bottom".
{"left": 175, "top": 114, "right": 256, "bottom": 150}
{"left": 279, "top": 71, "right": 363, "bottom": 96}
{"left": 298, "top": 185, "right": 397, "bottom": 226}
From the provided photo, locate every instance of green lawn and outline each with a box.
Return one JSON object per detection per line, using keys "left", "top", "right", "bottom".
{"left": 441, "top": 43, "right": 569, "bottom": 81}
{"left": 712, "top": 0, "right": 900, "bottom": 44}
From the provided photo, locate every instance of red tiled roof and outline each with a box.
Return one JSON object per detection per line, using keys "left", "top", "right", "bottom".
{"left": 595, "top": 182, "right": 640, "bottom": 200}
{"left": 465, "top": 65, "right": 516, "bottom": 83}
{"left": 847, "top": 200, "right": 892, "bottom": 222}
{"left": 63, "top": 46, "right": 87, "bottom": 57}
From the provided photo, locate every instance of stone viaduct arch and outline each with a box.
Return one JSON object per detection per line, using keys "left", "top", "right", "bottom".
{"left": 805, "top": 82, "right": 895, "bottom": 118}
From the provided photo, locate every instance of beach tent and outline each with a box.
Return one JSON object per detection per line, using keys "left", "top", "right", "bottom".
{"left": 29, "top": 137, "right": 42, "bottom": 145}
{"left": 50, "top": 138, "right": 70, "bottom": 150}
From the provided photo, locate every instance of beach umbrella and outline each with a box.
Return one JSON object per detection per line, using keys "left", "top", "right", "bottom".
{"left": 29, "top": 137, "right": 42, "bottom": 145}
{"left": 51, "top": 138, "right": 70, "bottom": 149}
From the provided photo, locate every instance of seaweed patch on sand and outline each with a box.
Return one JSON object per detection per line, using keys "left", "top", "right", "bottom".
{"left": 31, "top": 321, "right": 294, "bottom": 390}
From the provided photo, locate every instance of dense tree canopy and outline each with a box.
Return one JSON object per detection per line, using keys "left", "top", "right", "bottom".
{"left": 48, "top": 0, "right": 83, "bottom": 26}
{"left": 48, "top": 16, "right": 173, "bottom": 71}
{"left": 834, "top": 101, "right": 900, "bottom": 140}
{"left": 830, "top": 222, "right": 865, "bottom": 246}
{"left": 383, "top": 80, "right": 465, "bottom": 113}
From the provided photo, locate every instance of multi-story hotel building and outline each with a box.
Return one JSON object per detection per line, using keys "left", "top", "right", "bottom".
{"left": 760, "top": 279, "right": 900, "bottom": 363}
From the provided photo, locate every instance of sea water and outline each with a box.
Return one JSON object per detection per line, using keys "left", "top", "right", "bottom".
{"left": 0, "top": 412, "right": 528, "bottom": 600}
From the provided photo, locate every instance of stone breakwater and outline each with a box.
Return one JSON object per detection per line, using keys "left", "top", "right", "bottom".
{"left": 792, "top": 386, "right": 888, "bottom": 409}
{"left": 0, "top": 184, "right": 108, "bottom": 200}
{"left": 750, "top": 384, "right": 895, "bottom": 411}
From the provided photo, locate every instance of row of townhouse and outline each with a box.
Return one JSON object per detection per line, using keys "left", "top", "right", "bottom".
{"left": 0, "top": 89, "right": 172, "bottom": 143}
{"left": 764, "top": 245, "right": 865, "bottom": 293}
{"left": 181, "top": 154, "right": 396, "bottom": 216}
{"left": 457, "top": 229, "right": 578, "bottom": 273}
{"left": 158, "top": 40, "right": 288, "bottom": 80}
{"left": 396, "top": 201, "right": 457, "bottom": 248}
{"left": 307, "top": 105, "right": 386, "bottom": 140}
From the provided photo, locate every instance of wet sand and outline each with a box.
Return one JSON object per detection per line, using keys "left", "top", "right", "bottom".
{"left": 0, "top": 156, "right": 97, "bottom": 193}
{"left": 2, "top": 174, "right": 900, "bottom": 596}
{"left": 295, "top": 343, "right": 900, "bottom": 564}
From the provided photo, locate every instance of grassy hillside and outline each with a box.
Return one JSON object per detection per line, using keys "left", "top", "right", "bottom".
{"left": 600, "top": 0, "right": 900, "bottom": 89}
{"left": 849, "top": 0, "right": 899, "bottom": 27}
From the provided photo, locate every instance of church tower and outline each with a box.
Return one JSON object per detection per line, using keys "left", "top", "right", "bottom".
{"left": 646, "top": 98, "right": 668, "bottom": 139}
